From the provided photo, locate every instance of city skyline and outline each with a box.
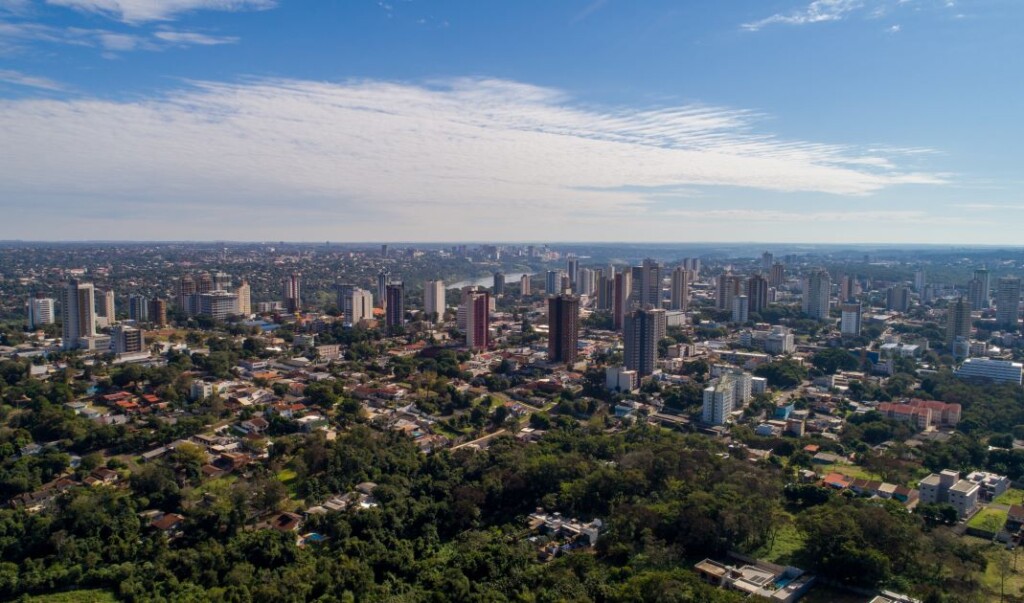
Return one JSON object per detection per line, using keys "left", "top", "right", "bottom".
{"left": 1, "top": 1, "right": 1021, "bottom": 242}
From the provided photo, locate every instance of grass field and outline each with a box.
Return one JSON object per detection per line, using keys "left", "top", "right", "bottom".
{"left": 818, "top": 463, "right": 883, "bottom": 482}
{"left": 750, "top": 522, "right": 805, "bottom": 565}
{"left": 23, "top": 590, "right": 118, "bottom": 602}
{"left": 995, "top": 489, "right": 1024, "bottom": 506}
{"left": 968, "top": 508, "right": 1008, "bottom": 533}
{"left": 978, "top": 542, "right": 1024, "bottom": 601}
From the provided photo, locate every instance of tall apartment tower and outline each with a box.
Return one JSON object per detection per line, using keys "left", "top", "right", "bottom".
{"left": 973, "top": 269, "right": 991, "bottom": 308}
{"left": 624, "top": 308, "right": 662, "bottom": 377}
{"left": 283, "top": 273, "right": 302, "bottom": 313}
{"left": 946, "top": 297, "right": 973, "bottom": 345}
{"left": 236, "top": 280, "right": 252, "bottom": 316}
{"left": 716, "top": 273, "right": 742, "bottom": 311}
{"left": 547, "top": 294, "right": 580, "bottom": 364}
{"left": 631, "top": 258, "right": 662, "bottom": 309}
{"left": 196, "top": 272, "right": 214, "bottom": 294}
{"left": 377, "top": 268, "right": 390, "bottom": 308}
{"left": 670, "top": 267, "right": 691, "bottom": 311}
{"left": 27, "top": 295, "right": 55, "bottom": 329}
{"left": 350, "top": 289, "right": 374, "bottom": 325}
{"left": 177, "top": 274, "right": 196, "bottom": 315}
{"left": 464, "top": 290, "right": 490, "bottom": 350}
{"left": 385, "top": 283, "right": 405, "bottom": 329}
{"left": 803, "top": 270, "right": 832, "bottom": 321}
{"left": 886, "top": 284, "right": 911, "bottom": 313}
{"left": 595, "top": 270, "right": 611, "bottom": 311}
{"left": 996, "top": 277, "right": 1021, "bottom": 330}
{"left": 545, "top": 270, "right": 561, "bottom": 295}
{"left": 840, "top": 303, "right": 862, "bottom": 336}
{"left": 61, "top": 280, "right": 97, "bottom": 350}
{"left": 968, "top": 278, "right": 986, "bottom": 311}
{"left": 148, "top": 299, "right": 168, "bottom": 327}
{"left": 493, "top": 272, "right": 506, "bottom": 297}
{"left": 702, "top": 375, "right": 734, "bottom": 426}
{"left": 769, "top": 263, "right": 785, "bottom": 288}
{"left": 732, "top": 295, "right": 749, "bottom": 324}
{"left": 520, "top": 274, "right": 531, "bottom": 297}
{"left": 761, "top": 251, "right": 774, "bottom": 272}
{"left": 424, "top": 280, "right": 446, "bottom": 323}
{"left": 746, "top": 274, "right": 769, "bottom": 315}
{"left": 612, "top": 270, "right": 633, "bottom": 331}
{"left": 566, "top": 257, "right": 579, "bottom": 289}
{"left": 96, "top": 290, "right": 116, "bottom": 324}
{"left": 128, "top": 295, "right": 149, "bottom": 323}
{"left": 914, "top": 269, "right": 926, "bottom": 292}
{"left": 578, "top": 267, "right": 595, "bottom": 297}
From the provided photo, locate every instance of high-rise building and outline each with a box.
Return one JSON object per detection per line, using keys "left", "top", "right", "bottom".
{"left": 212, "top": 272, "right": 232, "bottom": 291}
{"left": 716, "top": 273, "right": 742, "bottom": 311}
{"left": 996, "top": 277, "right": 1021, "bottom": 330}
{"left": 612, "top": 270, "right": 633, "bottom": 331}
{"left": 27, "top": 295, "right": 55, "bottom": 329}
{"left": 385, "top": 283, "right": 405, "bottom": 329}
{"left": 702, "top": 375, "right": 734, "bottom": 426}
{"left": 578, "top": 267, "right": 595, "bottom": 297}
{"left": 973, "top": 269, "right": 991, "bottom": 309}
{"left": 198, "top": 291, "right": 239, "bottom": 321}
{"left": 624, "top": 308, "right": 662, "bottom": 377}
{"left": 377, "top": 268, "right": 390, "bottom": 308}
{"left": 746, "top": 274, "right": 768, "bottom": 315}
{"left": 631, "top": 258, "right": 662, "bottom": 309}
{"left": 732, "top": 295, "right": 749, "bottom": 323}
{"left": 840, "top": 303, "right": 862, "bottom": 336}
{"left": 803, "top": 270, "right": 831, "bottom": 321}
{"left": 946, "top": 297, "right": 972, "bottom": 345}
{"left": 196, "top": 272, "right": 214, "bottom": 294}
{"left": 111, "top": 325, "right": 145, "bottom": 355}
{"left": 545, "top": 270, "right": 561, "bottom": 295}
{"left": 682, "top": 258, "right": 701, "bottom": 274}
{"left": 769, "top": 263, "right": 785, "bottom": 288}
{"left": 762, "top": 251, "right": 774, "bottom": 272}
{"left": 424, "top": 280, "right": 446, "bottom": 323}
{"left": 96, "top": 289, "right": 115, "bottom": 324}
{"left": 520, "top": 274, "right": 531, "bottom": 297}
{"left": 914, "top": 269, "right": 926, "bottom": 292}
{"left": 61, "top": 280, "right": 97, "bottom": 350}
{"left": 566, "top": 257, "right": 579, "bottom": 289}
{"left": 236, "top": 280, "right": 252, "bottom": 316}
{"left": 128, "top": 295, "right": 149, "bottom": 323}
{"left": 968, "top": 278, "right": 987, "bottom": 311}
{"left": 381, "top": 244, "right": 388, "bottom": 258}
{"left": 547, "top": 294, "right": 580, "bottom": 364}
{"left": 493, "top": 272, "right": 506, "bottom": 296}
{"left": 350, "top": 288, "right": 374, "bottom": 325}
{"left": 670, "top": 267, "right": 691, "bottom": 311}
{"left": 148, "top": 299, "right": 168, "bottom": 327}
{"left": 886, "top": 284, "right": 911, "bottom": 313}
{"left": 176, "top": 274, "right": 196, "bottom": 315}
{"left": 283, "top": 273, "right": 302, "bottom": 313}
{"left": 464, "top": 289, "right": 490, "bottom": 350}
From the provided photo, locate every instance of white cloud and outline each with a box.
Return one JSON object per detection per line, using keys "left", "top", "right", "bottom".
{"left": 0, "top": 68, "right": 63, "bottom": 90}
{"left": 887, "top": 24, "right": 901, "bottom": 32}
{"left": 153, "top": 30, "right": 238, "bottom": 45}
{"left": 742, "top": 0, "right": 863, "bottom": 31}
{"left": 0, "top": 77, "right": 947, "bottom": 239}
{"left": 45, "top": 0, "right": 274, "bottom": 24}
{"left": 0, "top": 20, "right": 236, "bottom": 52}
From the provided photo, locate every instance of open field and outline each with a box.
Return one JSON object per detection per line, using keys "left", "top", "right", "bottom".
{"left": 995, "top": 489, "right": 1024, "bottom": 506}
{"left": 23, "top": 590, "right": 118, "bottom": 602}
{"left": 968, "top": 509, "right": 1008, "bottom": 533}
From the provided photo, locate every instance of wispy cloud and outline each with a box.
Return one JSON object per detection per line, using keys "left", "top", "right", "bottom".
{"left": 153, "top": 29, "right": 237, "bottom": 45}
{"left": 0, "top": 68, "right": 64, "bottom": 90}
{"left": 44, "top": 0, "right": 275, "bottom": 24}
{"left": 0, "top": 77, "right": 947, "bottom": 239}
{"left": 742, "top": 0, "right": 863, "bottom": 31}
{"left": 0, "top": 20, "right": 236, "bottom": 52}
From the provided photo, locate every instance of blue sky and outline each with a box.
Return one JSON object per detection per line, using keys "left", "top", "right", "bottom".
{"left": 0, "top": 0, "right": 1021, "bottom": 243}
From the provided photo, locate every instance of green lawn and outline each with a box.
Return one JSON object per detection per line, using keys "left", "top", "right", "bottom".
{"left": 978, "top": 543, "right": 1024, "bottom": 601}
{"left": 277, "top": 467, "right": 298, "bottom": 485}
{"left": 995, "top": 488, "right": 1024, "bottom": 506}
{"left": 968, "top": 508, "right": 1008, "bottom": 533}
{"left": 750, "top": 521, "right": 805, "bottom": 565}
{"left": 23, "top": 590, "right": 118, "bottom": 602}
{"left": 818, "top": 463, "right": 883, "bottom": 482}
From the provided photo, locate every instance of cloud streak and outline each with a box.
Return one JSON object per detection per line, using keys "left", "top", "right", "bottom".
{"left": 743, "top": 0, "right": 863, "bottom": 31}
{"left": 45, "top": 0, "right": 274, "bottom": 24}
{"left": 0, "top": 68, "right": 63, "bottom": 90}
{"left": 0, "top": 20, "right": 237, "bottom": 52}
{"left": 0, "top": 77, "right": 946, "bottom": 239}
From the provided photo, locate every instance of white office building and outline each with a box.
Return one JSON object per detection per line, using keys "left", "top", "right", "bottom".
{"left": 424, "top": 280, "right": 446, "bottom": 323}
{"left": 27, "top": 296, "right": 55, "bottom": 329}
{"left": 955, "top": 358, "right": 1023, "bottom": 385}
{"left": 702, "top": 375, "right": 735, "bottom": 426}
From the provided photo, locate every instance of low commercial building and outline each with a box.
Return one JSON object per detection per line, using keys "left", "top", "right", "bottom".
{"left": 955, "top": 358, "right": 1023, "bottom": 385}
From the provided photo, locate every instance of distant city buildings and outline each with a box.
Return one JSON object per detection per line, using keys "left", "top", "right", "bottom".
{"left": 61, "top": 280, "right": 97, "bottom": 351}
{"left": 424, "top": 280, "right": 446, "bottom": 323}
{"left": 669, "top": 267, "right": 691, "bottom": 311}
{"left": 26, "top": 295, "right": 55, "bottom": 330}
{"left": 945, "top": 297, "right": 972, "bottom": 346}
{"left": 995, "top": 277, "right": 1021, "bottom": 330}
{"left": 283, "top": 273, "right": 302, "bottom": 313}
{"left": 385, "top": 283, "right": 405, "bottom": 330}
{"left": 492, "top": 272, "right": 505, "bottom": 297}
{"left": 840, "top": 303, "right": 862, "bottom": 336}
{"left": 624, "top": 308, "right": 664, "bottom": 377}
{"left": 802, "top": 270, "right": 831, "bottom": 321}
